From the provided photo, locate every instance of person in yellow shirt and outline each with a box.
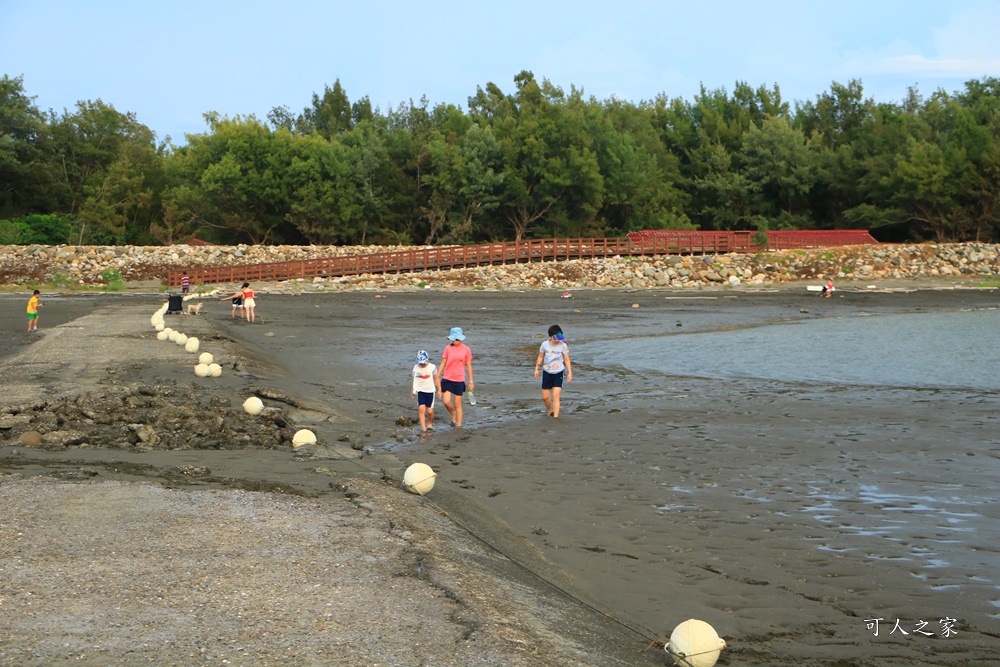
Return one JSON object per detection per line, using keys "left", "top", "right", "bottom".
{"left": 27, "top": 289, "right": 43, "bottom": 332}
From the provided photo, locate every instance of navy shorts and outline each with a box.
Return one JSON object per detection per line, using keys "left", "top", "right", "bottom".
{"left": 417, "top": 391, "right": 435, "bottom": 408}
{"left": 440, "top": 379, "right": 466, "bottom": 396}
{"left": 541, "top": 370, "right": 564, "bottom": 389}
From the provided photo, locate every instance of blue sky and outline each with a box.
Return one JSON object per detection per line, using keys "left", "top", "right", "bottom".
{"left": 3, "top": 0, "right": 999, "bottom": 145}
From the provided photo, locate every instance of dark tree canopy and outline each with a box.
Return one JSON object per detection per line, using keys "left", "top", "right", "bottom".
{"left": 3, "top": 72, "right": 1000, "bottom": 245}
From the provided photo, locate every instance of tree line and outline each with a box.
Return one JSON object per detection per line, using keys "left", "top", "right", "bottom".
{"left": 2, "top": 70, "right": 999, "bottom": 247}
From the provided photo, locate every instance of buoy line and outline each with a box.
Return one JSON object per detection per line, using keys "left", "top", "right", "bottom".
{"left": 145, "top": 304, "right": 670, "bottom": 654}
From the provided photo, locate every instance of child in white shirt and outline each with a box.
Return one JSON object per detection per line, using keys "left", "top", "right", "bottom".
{"left": 411, "top": 350, "right": 437, "bottom": 432}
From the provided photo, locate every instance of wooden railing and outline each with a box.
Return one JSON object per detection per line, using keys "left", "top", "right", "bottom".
{"left": 165, "top": 231, "right": 876, "bottom": 287}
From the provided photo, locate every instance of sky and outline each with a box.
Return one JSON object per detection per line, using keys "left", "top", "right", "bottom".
{"left": 3, "top": 0, "right": 1000, "bottom": 145}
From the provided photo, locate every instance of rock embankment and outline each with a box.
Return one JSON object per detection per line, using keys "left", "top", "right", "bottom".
{"left": 2, "top": 242, "right": 999, "bottom": 290}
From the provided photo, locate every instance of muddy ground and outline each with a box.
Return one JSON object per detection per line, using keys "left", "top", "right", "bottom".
{"left": 1, "top": 283, "right": 999, "bottom": 666}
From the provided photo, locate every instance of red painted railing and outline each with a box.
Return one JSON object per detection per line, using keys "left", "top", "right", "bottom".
{"left": 166, "top": 231, "right": 877, "bottom": 287}
{"left": 626, "top": 229, "right": 877, "bottom": 250}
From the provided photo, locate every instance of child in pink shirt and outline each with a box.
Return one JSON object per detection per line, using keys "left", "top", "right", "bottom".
{"left": 434, "top": 327, "right": 474, "bottom": 428}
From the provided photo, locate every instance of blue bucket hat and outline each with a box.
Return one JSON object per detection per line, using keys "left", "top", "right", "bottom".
{"left": 416, "top": 350, "right": 429, "bottom": 364}
{"left": 447, "top": 327, "right": 466, "bottom": 341}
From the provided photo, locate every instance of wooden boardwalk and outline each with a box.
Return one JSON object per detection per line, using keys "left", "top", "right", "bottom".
{"left": 166, "top": 231, "right": 877, "bottom": 287}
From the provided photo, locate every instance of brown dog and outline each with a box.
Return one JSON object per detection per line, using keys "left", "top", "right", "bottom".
{"left": 185, "top": 302, "right": 204, "bottom": 316}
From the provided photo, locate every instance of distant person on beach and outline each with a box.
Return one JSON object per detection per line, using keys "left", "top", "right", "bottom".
{"left": 435, "top": 327, "right": 474, "bottom": 428}
{"left": 220, "top": 282, "right": 255, "bottom": 322}
{"left": 181, "top": 271, "right": 191, "bottom": 295}
{"left": 821, "top": 279, "right": 835, "bottom": 298}
{"left": 26, "top": 289, "right": 43, "bottom": 332}
{"left": 411, "top": 350, "right": 437, "bottom": 432}
{"left": 534, "top": 324, "right": 572, "bottom": 418}
{"left": 228, "top": 293, "right": 244, "bottom": 319}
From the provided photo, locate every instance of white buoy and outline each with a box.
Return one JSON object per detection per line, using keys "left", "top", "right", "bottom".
{"left": 208, "top": 363, "right": 222, "bottom": 377}
{"left": 175, "top": 333, "right": 188, "bottom": 346}
{"left": 291, "top": 429, "right": 317, "bottom": 447}
{"left": 154, "top": 322, "right": 165, "bottom": 332}
{"left": 668, "top": 619, "right": 726, "bottom": 667}
{"left": 199, "top": 352, "right": 214, "bottom": 365}
{"left": 194, "top": 363, "right": 211, "bottom": 377}
{"left": 185, "top": 337, "right": 200, "bottom": 353}
{"left": 403, "top": 462, "right": 437, "bottom": 495}
{"left": 243, "top": 396, "right": 264, "bottom": 415}
{"left": 167, "top": 330, "right": 179, "bottom": 342}
{"left": 156, "top": 330, "right": 170, "bottom": 340}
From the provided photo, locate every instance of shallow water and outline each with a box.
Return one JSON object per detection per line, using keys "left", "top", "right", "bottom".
{"left": 585, "top": 308, "right": 1000, "bottom": 391}
{"left": 573, "top": 308, "right": 1000, "bottom": 622}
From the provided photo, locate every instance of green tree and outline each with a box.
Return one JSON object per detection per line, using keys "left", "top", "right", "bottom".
{"left": 741, "top": 116, "right": 817, "bottom": 224}
{"left": 488, "top": 72, "right": 603, "bottom": 241}
{"left": 0, "top": 75, "right": 57, "bottom": 218}
{"left": 795, "top": 80, "right": 873, "bottom": 149}
{"left": 164, "top": 114, "right": 291, "bottom": 244}
{"left": 341, "top": 119, "right": 390, "bottom": 244}
{"left": 46, "top": 99, "right": 158, "bottom": 243}
{"left": 691, "top": 141, "right": 764, "bottom": 230}
{"left": 301, "top": 80, "right": 353, "bottom": 138}
{"left": 421, "top": 119, "right": 504, "bottom": 244}
{"left": 283, "top": 132, "right": 362, "bottom": 243}
{"left": 888, "top": 136, "right": 961, "bottom": 240}
{"left": 592, "top": 98, "right": 690, "bottom": 233}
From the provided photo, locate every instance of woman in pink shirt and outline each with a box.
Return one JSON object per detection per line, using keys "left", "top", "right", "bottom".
{"left": 435, "top": 327, "right": 474, "bottom": 428}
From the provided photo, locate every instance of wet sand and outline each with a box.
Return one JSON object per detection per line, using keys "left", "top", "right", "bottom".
{"left": 2, "top": 285, "right": 999, "bottom": 665}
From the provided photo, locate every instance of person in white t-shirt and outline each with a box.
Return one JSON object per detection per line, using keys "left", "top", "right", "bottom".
{"left": 533, "top": 324, "right": 573, "bottom": 418}
{"left": 411, "top": 350, "right": 437, "bottom": 432}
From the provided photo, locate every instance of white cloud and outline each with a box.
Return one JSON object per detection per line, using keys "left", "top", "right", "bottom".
{"left": 874, "top": 55, "right": 1000, "bottom": 77}
{"left": 844, "top": 4, "right": 1000, "bottom": 79}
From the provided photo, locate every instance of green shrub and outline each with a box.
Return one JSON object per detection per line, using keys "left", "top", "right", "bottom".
{"left": 0, "top": 219, "right": 27, "bottom": 244}
{"left": 101, "top": 268, "right": 124, "bottom": 290}
{"left": 48, "top": 272, "right": 75, "bottom": 288}
{"left": 15, "top": 214, "right": 73, "bottom": 245}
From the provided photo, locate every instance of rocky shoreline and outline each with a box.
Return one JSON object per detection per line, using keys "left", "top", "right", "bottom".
{"left": 2, "top": 241, "right": 999, "bottom": 291}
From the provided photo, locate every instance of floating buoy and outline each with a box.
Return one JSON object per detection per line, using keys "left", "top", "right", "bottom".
{"left": 403, "top": 462, "right": 437, "bottom": 495}
{"left": 631, "top": 303, "right": 640, "bottom": 308}
{"left": 668, "top": 619, "right": 726, "bottom": 667}
{"left": 199, "top": 352, "right": 214, "bottom": 365}
{"left": 156, "top": 330, "right": 170, "bottom": 341}
{"left": 208, "top": 363, "right": 222, "bottom": 377}
{"left": 154, "top": 322, "right": 165, "bottom": 332}
{"left": 194, "top": 363, "right": 211, "bottom": 377}
{"left": 175, "top": 333, "right": 188, "bottom": 346}
{"left": 292, "top": 429, "right": 317, "bottom": 447}
{"left": 243, "top": 396, "right": 264, "bottom": 415}
{"left": 185, "top": 337, "right": 200, "bottom": 353}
